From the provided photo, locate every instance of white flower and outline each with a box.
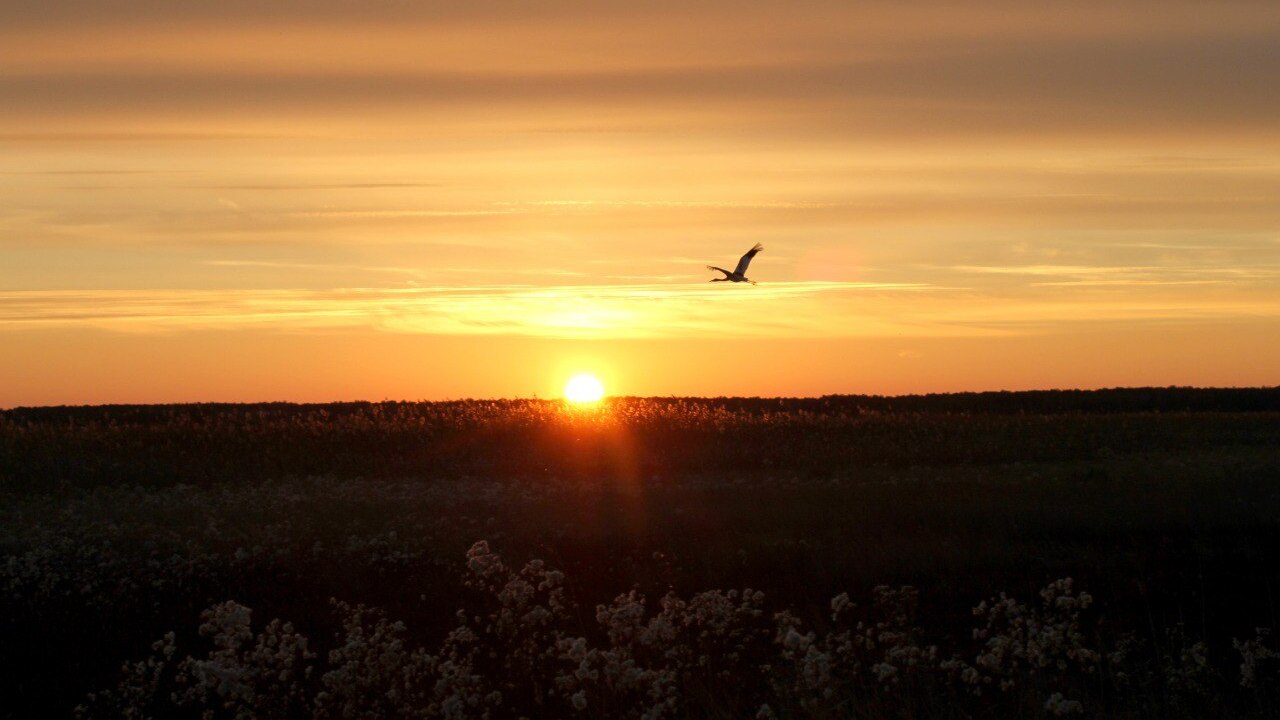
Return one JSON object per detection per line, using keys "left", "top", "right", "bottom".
{"left": 830, "top": 592, "right": 852, "bottom": 621}
{"left": 1043, "top": 692, "right": 1083, "bottom": 715}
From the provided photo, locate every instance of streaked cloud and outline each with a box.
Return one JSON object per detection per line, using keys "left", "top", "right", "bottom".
{"left": 204, "top": 259, "right": 425, "bottom": 278}
{"left": 0, "top": 283, "right": 934, "bottom": 338}
{"left": 945, "top": 264, "right": 1280, "bottom": 288}
{"left": 3, "top": 279, "right": 1275, "bottom": 341}
{"left": 2, "top": 2, "right": 1278, "bottom": 142}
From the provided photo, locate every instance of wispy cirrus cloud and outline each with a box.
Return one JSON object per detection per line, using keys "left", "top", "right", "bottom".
{"left": 0, "top": 282, "right": 938, "bottom": 339}
{"left": 946, "top": 264, "right": 1280, "bottom": 287}
{"left": 285, "top": 209, "right": 517, "bottom": 219}
{"left": 3, "top": 279, "right": 1275, "bottom": 340}
{"left": 204, "top": 259, "right": 425, "bottom": 277}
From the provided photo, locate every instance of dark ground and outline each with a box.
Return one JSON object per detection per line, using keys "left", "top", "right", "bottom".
{"left": 2, "top": 387, "right": 1279, "bottom": 718}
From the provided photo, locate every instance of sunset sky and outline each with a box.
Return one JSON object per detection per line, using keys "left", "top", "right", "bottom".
{"left": 3, "top": 1, "right": 1278, "bottom": 405}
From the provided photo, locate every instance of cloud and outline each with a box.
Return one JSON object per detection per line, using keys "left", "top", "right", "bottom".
{"left": 285, "top": 210, "right": 516, "bottom": 219}
{"left": 2, "top": 0, "right": 1277, "bottom": 351}
{"left": 0, "top": 282, "right": 944, "bottom": 339}
{"left": 3, "top": 278, "right": 1275, "bottom": 340}
{"left": 945, "top": 264, "right": 1280, "bottom": 287}
{"left": 2, "top": 8, "right": 1278, "bottom": 140}
{"left": 195, "top": 182, "right": 442, "bottom": 191}
{"left": 204, "top": 259, "right": 424, "bottom": 277}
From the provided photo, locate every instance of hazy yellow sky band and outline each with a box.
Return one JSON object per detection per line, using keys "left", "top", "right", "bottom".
{"left": 2, "top": 1, "right": 1278, "bottom": 404}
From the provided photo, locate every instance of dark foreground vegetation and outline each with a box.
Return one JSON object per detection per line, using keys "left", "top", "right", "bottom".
{"left": 2, "top": 387, "right": 1279, "bottom": 718}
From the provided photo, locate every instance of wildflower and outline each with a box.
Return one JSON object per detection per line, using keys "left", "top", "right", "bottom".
{"left": 830, "top": 592, "right": 852, "bottom": 621}
{"left": 1233, "top": 627, "right": 1279, "bottom": 689}
{"left": 1043, "top": 692, "right": 1083, "bottom": 716}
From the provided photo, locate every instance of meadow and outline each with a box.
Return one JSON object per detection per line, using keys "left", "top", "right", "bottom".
{"left": 2, "top": 388, "right": 1279, "bottom": 718}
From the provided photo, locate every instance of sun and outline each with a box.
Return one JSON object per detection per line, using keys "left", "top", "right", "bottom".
{"left": 564, "top": 373, "right": 605, "bottom": 403}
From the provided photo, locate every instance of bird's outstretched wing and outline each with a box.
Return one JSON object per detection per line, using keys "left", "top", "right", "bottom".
{"left": 706, "top": 265, "right": 732, "bottom": 277}
{"left": 733, "top": 243, "right": 764, "bottom": 275}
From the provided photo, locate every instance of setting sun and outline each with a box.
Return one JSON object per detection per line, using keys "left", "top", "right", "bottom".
{"left": 564, "top": 373, "right": 605, "bottom": 403}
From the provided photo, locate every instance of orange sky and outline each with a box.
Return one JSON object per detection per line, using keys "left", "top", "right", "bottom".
{"left": 2, "top": 1, "right": 1278, "bottom": 405}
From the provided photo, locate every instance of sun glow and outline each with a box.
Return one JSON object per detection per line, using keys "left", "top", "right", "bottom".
{"left": 564, "top": 373, "right": 605, "bottom": 403}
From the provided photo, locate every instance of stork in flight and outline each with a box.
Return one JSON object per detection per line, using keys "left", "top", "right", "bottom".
{"left": 706, "top": 242, "right": 763, "bottom": 284}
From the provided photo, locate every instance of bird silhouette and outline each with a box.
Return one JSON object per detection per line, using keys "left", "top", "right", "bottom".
{"left": 707, "top": 242, "right": 763, "bottom": 284}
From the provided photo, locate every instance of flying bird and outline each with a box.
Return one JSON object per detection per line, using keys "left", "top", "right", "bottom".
{"left": 706, "top": 242, "right": 764, "bottom": 285}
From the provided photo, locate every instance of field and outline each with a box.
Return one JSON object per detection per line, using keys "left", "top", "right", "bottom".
{"left": 3, "top": 388, "right": 1279, "bottom": 719}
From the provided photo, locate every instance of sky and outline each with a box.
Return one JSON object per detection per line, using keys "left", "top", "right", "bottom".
{"left": 2, "top": 0, "right": 1278, "bottom": 405}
